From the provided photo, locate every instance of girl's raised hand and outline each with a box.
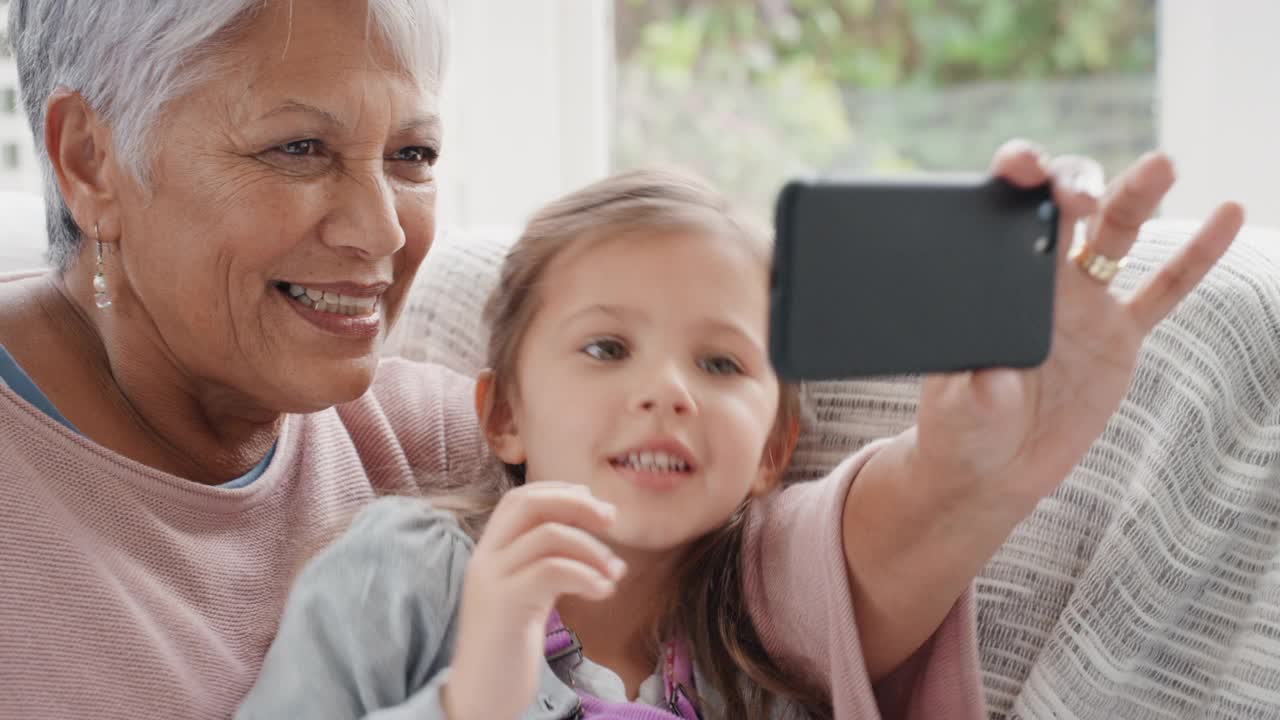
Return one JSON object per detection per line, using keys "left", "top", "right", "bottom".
{"left": 443, "top": 482, "right": 625, "bottom": 720}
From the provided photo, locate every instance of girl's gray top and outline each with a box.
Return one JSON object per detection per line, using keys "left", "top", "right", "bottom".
{"left": 234, "top": 497, "right": 581, "bottom": 719}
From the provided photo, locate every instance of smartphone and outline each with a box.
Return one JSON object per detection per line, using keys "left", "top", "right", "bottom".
{"left": 769, "top": 175, "right": 1059, "bottom": 380}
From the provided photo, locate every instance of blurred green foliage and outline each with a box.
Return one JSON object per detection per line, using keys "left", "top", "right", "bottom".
{"left": 614, "top": 0, "right": 1157, "bottom": 216}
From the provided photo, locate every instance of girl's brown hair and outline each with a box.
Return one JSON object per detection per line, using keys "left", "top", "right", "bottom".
{"left": 475, "top": 167, "right": 830, "bottom": 719}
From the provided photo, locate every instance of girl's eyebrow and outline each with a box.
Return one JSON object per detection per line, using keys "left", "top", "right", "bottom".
{"left": 697, "top": 317, "right": 765, "bottom": 350}
{"left": 562, "top": 304, "right": 647, "bottom": 326}
{"left": 562, "top": 305, "right": 762, "bottom": 346}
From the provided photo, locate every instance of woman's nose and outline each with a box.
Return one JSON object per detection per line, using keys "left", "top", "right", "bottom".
{"left": 321, "top": 173, "right": 407, "bottom": 258}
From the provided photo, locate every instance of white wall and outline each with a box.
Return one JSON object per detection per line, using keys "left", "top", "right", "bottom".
{"left": 1158, "top": 1, "right": 1280, "bottom": 226}
{"left": 435, "top": 0, "right": 613, "bottom": 230}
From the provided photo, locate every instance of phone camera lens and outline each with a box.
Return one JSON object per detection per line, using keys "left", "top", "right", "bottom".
{"left": 1037, "top": 200, "right": 1056, "bottom": 223}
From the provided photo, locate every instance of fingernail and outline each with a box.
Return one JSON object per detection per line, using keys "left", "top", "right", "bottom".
{"left": 1065, "top": 180, "right": 1099, "bottom": 202}
{"left": 1071, "top": 168, "right": 1105, "bottom": 198}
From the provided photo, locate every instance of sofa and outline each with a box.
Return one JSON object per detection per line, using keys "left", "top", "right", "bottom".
{"left": 4, "top": 191, "right": 1279, "bottom": 718}
{"left": 391, "top": 220, "right": 1280, "bottom": 719}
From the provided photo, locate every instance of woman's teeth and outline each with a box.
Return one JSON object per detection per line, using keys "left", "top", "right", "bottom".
{"left": 613, "top": 451, "right": 690, "bottom": 473}
{"left": 284, "top": 283, "right": 378, "bottom": 316}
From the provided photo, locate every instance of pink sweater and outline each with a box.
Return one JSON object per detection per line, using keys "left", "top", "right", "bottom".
{"left": 0, "top": 358, "right": 982, "bottom": 719}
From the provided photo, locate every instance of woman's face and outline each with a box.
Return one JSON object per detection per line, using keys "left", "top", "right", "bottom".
{"left": 108, "top": 0, "right": 441, "bottom": 413}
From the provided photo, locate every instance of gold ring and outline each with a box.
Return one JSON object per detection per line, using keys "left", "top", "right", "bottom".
{"left": 1069, "top": 241, "right": 1128, "bottom": 283}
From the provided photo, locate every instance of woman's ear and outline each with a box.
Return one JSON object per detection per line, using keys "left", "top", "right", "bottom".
{"left": 44, "top": 88, "right": 121, "bottom": 242}
{"left": 474, "top": 369, "right": 526, "bottom": 465}
{"left": 749, "top": 414, "right": 800, "bottom": 497}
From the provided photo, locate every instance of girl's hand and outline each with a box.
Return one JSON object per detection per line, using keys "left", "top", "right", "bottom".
{"left": 442, "top": 483, "right": 625, "bottom": 720}
{"left": 915, "top": 143, "right": 1244, "bottom": 515}
{"left": 843, "top": 142, "right": 1244, "bottom": 682}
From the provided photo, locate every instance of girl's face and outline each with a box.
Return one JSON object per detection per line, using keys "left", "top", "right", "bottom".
{"left": 488, "top": 228, "right": 782, "bottom": 553}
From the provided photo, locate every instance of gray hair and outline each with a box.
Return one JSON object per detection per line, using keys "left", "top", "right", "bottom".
{"left": 7, "top": 0, "right": 450, "bottom": 271}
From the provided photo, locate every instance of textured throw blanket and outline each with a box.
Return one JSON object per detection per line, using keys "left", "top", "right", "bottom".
{"left": 391, "top": 219, "right": 1280, "bottom": 719}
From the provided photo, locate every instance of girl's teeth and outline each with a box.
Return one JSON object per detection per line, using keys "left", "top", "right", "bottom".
{"left": 618, "top": 451, "right": 688, "bottom": 473}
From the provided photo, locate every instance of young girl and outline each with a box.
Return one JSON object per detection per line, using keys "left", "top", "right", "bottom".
{"left": 237, "top": 158, "right": 1242, "bottom": 718}
{"left": 237, "top": 168, "right": 979, "bottom": 719}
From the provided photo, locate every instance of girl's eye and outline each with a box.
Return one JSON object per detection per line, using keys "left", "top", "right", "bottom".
{"left": 277, "top": 139, "right": 321, "bottom": 156}
{"left": 699, "top": 355, "right": 743, "bottom": 376}
{"left": 582, "top": 338, "right": 629, "bottom": 362}
{"left": 392, "top": 146, "right": 438, "bottom": 164}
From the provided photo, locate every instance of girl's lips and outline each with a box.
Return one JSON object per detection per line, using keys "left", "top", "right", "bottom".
{"left": 609, "top": 461, "right": 692, "bottom": 494}
{"left": 608, "top": 438, "right": 697, "bottom": 471}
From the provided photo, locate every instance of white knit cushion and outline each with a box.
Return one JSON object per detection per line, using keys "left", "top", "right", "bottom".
{"left": 383, "top": 225, "right": 514, "bottom": 372}
{"left": 392, "top": 220, "right": 1280, "bottom": 719}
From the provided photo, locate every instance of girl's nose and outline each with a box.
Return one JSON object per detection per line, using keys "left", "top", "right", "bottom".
{"left": 636, "top": 366, "right": 695, "bottom": 416}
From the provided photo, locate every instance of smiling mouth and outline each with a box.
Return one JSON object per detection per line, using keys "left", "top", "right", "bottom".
{"left": 609, "top": 450, "right": 693, "bottom": 474}
{"left": 274, "top": 282, "right": 379, "bottom": 316}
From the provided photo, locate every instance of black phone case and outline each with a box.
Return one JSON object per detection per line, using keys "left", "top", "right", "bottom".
{"left": 770, "top": 176, "right": 1058, "bottom": 380}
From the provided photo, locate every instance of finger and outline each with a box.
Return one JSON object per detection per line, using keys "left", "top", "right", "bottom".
{"left": 512, "top": 557, "right": 618, "bottom": 609}
{"left": 989, "top": 138, "right": 1051, "bottom": 187}
{"left": 498, "top": 521, "right": 626, "bottom": 583}
{"left": 481, "top": 483, "right": 615, "bottom": 549}
{"left": 920, "top": 368, "right": 1021, "bottom": 421}
{"left": 1086, "top": 152, "right": 1175, "bottom": 262}
{"left": 1045, "top": 156, "right": 1105, "bottom": 266}
{"left": 1047, "top": 154, "right": 1104, "bottom": 219}
{"left": 1127, "top": 201, "right": 1245, "bottom": 332}
{"left": 963, "top": 367, "right": 1024, "bottom": 415}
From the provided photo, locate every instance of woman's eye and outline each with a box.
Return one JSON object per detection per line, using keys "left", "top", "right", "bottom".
{"left": 277, "top": 139, "right": 321, "bottom": 156}
{"left": 582, "top": 339, "right": 628, "bottom": 362}
{"left": 392, "top": 146, "right": 438, "bottom": 164}
{"left": 699, "top": 355, "right": 743, "bottom": 376}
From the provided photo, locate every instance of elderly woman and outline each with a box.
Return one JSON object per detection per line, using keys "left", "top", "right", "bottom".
{"left": 0, "top": 0, "right": 1246, "bottom": 719}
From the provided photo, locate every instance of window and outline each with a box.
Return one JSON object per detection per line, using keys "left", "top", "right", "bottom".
{"left": 3, "top": 142, "right": 19, "bottom": 170}
{"left": 1, "top": 87, "right": 16, "bottom": 115}
{"left": 613, "top": 1, "right": 1157, "bottom": 217}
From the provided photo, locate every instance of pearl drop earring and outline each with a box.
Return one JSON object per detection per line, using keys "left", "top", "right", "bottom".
{"left": 93, "top": 223, "right": 111, "bottom": 309}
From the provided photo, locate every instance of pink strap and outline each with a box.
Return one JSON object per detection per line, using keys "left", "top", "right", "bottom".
{"left": 544, "top": 610, "right": 702, "bottom": 719}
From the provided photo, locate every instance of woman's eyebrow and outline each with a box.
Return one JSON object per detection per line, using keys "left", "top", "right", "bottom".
{"left": 257, "top": 100, "right": 345, "bottom": 128}
{"left": 397, "top": 115, "right": 442, "bottom": 138}
{"left": 254, "top": 101, "right": 441, "bottom": 140}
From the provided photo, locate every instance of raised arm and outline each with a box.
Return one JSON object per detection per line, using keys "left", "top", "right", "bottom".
{"left": 841, "top": 145, "right": 1244, "bottom": 681}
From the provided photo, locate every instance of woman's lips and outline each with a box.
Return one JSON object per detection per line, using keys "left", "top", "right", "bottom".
{"left": 277, "top": 283, "right": 382, "bottom": 340}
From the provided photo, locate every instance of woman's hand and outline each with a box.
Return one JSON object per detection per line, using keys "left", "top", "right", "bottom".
{"left": 914, "top": 143, "right": 1244, "bottom": 514}
{"left": 443, "top": 483, "right": 625, "bottom": 720}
